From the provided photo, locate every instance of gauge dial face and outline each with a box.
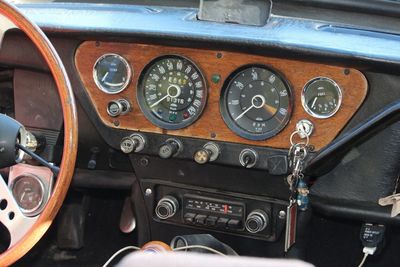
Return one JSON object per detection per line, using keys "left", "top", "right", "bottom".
{"left": 11, "top": 174, "right": 45, "bottom": 216}
{"left": 301, "top": 77, "right": 342, "bottom": 118}
{"left": 220, "top": 66, "right": 292, "bottom": 140}
{"left": 137, "top": 55, "right": 207, "bottom": 130}
{"left": 93, "top": 54, "right": 132, "bottom": 94}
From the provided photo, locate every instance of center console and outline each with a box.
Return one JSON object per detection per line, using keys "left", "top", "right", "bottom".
{"left": 139, "top": 180, "right": 287, "bottom": 242}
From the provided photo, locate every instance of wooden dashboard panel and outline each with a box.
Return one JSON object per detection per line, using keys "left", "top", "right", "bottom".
{"left": 75, "top": 41, "right": 368, "bottom": 150}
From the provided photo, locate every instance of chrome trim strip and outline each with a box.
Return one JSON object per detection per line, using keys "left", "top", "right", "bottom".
{"left": 15, "top": 3, "right": 400, "bottom": 64}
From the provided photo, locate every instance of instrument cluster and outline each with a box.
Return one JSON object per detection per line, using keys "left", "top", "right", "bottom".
{"left": 93, "top": 53, "right": 343, "bottom": 141}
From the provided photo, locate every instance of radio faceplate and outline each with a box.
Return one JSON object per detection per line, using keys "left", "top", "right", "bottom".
{"left": 141, "top": 181, "right": 288, "bottom": 242}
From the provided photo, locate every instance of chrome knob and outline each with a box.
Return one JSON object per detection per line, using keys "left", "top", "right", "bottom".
{"left": 120, "top": 133, "right": 146, "bottom": 154}
{"left": 107, "top": 99, "right": 131, "bottom": 117}
{"left": 155, "top": 196, "right": 179, "bottom": 220}
{"left": 159, "top": 138, "right": 182, "bottom": 159}
{"left": 194, "top": 142, "right": 220, "bottom": 164}
{"left": 245, "top": 210, "right": 269, "bottom": 233}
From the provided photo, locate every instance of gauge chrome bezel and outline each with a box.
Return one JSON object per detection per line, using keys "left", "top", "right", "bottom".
{"left": 10, "top": 173, "right": 46, "bottom": 217}
{"left": 301, "top": 77, "right": 342, "bottom": 119}
{"left": 136, "top": 54, "right": 208, "bottom": 130}
{"left": 219, "top": 64, "right": 293, "bottom": 141}
{"left": 93, "top": 53, "right": 132, "bottom": 94}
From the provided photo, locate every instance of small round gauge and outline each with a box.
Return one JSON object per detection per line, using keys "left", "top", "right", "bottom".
{"left": 220, "top": 65, "right": 292, "bottom": 140}
{"left": 137, "top": 55, "right": 207, "bottom": 130}
{"left": 93, "top": 53, "right": 132, "bottom": 94}
{"left": 11, "top": 174, "right": 45, "bottom": 216}
{"left": 301, "top": 77, "right": 342, "bottom": 118}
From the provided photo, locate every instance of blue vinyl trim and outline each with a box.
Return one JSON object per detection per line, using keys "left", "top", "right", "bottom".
{"left": 16, "top": 3, "right": 400, "bottom": 65}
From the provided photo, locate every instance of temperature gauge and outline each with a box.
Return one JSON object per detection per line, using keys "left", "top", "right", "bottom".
{"left": 93, "top": 53, "right": 132, "bottom": 94}
{"left": 301, "top": 77, "right": 342, "bottom": 119}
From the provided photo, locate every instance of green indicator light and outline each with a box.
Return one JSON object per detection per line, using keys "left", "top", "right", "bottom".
{"left": 169, "top": 114, "right": 177, "bottom": 121}
{"left": 211, "top": 74, "right": 221, "bottom": 84}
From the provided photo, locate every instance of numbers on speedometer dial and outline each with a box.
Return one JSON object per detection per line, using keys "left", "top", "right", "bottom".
{"left": 137, "top": 56, "right": 207, "bottom": 130}
{"left": 220, "top": 66, "right": 292, "bottom": 140}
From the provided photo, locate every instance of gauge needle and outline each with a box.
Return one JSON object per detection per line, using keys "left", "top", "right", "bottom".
{"left": 101, "top": 72, "right": 109, "bottom": 82}
{"left": 21, "top": 191, "right": 26, "bottom": 202}
{"left": 150, "top": 94, "right": 169, "bottom": 108}
{"left": 235, "top": 105, "right": 254, "bottom": 121}
{"left": 311, "top": 97, "right": 318, "bottom": 108}
{"left": 263, "top": 104, "right": 277, "bottom": 114}
{"left": 150, "top": 84, "right": 181, "bottom": 108}
{"left": 235, "top": 94, "right": 266, "bottom": 121}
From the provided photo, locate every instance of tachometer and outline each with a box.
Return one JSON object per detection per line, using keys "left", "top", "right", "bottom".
{"left": 137, "top": 55, "right": 207, "bottom": 130}
{"left": 220, "top": 66, "right": 292, "bottom": 140}
{"left": 93, "top": 53, "right": 132, "bottom": 94}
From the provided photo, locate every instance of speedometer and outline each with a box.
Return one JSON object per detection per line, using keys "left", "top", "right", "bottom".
{"left": 220, "top": 66, "right": 292, "bottom": 140}
{"left": 137, "top": 55, "right": 207, "bottom": 130}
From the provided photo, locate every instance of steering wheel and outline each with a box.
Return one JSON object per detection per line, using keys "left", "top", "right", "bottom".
{"left": 0, "top": 1, "right": 78, "bottom": 265}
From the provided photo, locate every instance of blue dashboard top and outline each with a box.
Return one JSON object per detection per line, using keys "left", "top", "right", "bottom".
{"left": 16, "top": 3, "right": 400, "bottom": 65}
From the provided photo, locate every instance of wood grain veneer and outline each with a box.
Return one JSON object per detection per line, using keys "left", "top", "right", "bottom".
{"left": 76, "top": 41, "right": 368, "bottom": 150}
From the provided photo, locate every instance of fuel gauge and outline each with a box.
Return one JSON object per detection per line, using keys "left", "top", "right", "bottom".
{"left": 301, "top": 77, "right": 342, "bottom": 119}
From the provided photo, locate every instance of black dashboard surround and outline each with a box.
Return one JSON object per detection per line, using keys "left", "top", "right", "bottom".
{"left": 1, "top": 0, "right": 400, "bottom": 253}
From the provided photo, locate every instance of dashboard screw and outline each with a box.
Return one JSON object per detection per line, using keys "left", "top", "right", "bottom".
{"left": 145, "top": 188, "right": 152, "bottom": 196}
{"left": 113, "top": 120, "right": 120, "bottom": 127}
{"left": 140, "top": 157, "right": 149, "bottom": 167}
{"left": 95, "top": 41, "right": 100, "bottom": 47}
{"left": 278, "top": 210, "right": 286, "bottom": 219}
{"left": 216, "top": 52, "right": 223, "bottom": 59}
{"left": 210, "top": 132, "right": 216, "bottom": 138}
{"left": 344, "top": 69, "right": 350, "bottom": 75}
{"left": 308, "top": 145, "right": 315, "bottom": 152}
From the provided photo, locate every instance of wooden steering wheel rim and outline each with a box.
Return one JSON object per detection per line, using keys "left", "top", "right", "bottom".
{"left": 0, "top": 1, "right": 78, "bottom": 266}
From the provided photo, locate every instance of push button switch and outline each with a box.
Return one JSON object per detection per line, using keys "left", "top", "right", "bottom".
{"left": 216, "top": 217, "right": 229, "bottom": 228}
{"left": 227, "top": 219, "right": 242, "bottom": 230}
{"left": 195, "top": 214, "right": 207, "bottom": 225}
{"left": 184, "top": 213, "right": 196, "bottom": 224}
{"left": 205, "top": 216, "right": 218, "bottom": 227}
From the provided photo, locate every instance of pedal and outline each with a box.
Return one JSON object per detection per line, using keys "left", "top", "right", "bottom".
{"left": 120, "top": 197, "right": 136, "bottom": 233}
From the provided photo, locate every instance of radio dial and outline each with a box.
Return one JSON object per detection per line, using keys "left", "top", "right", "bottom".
{"left": 155, "top": 196, "right": 179, "bottom": 220}
{"left": 245, "top": 210, "right": 269, "bottom": 233}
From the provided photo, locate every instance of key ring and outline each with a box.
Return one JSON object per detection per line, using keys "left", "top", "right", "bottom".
{"left": 290, "top": 130, "right": 309, "bottom": 147}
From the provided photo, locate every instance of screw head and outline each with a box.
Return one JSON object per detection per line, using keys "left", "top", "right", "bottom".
{"left": 145, "top": 188, "right": 152, "bottom": 196}
{"left": 278, "top": 210, "right": 286, "bottom": 219}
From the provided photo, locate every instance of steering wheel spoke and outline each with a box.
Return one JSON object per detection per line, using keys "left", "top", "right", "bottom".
{"left": 0, "top": 174, "right": 36, "bottom": 248}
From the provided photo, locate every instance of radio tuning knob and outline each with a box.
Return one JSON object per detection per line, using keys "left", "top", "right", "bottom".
{"left": 155, "top": 196, "right": 179, "bottom": 220}
{"left": 120, "top": 133, "right": 146, "bottom": 154}
{"left": 194, "top": 142, "right": 220, "bottom": 164}
{"left": 159, "top": 138, "right": 182, "bottom": 159}
{"left": 245, "top": 210, "right": 269, "bottom": 234}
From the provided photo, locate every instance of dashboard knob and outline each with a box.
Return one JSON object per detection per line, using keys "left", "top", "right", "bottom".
{"left": 159, "top": 138, "right": 182, "bottom": 159}
{"left": 245, "top": 210, "right": 269, "bottom": 234}
{"left": 194, "top": 148, "right": 211, "bottom": 164}
{"left": 194, "top": 142, "right": 220, "bottom": 164}
{"left": 120, "top": 133, "right": 146, "bottom": 154}
{"left": 239, "top": 148, "right": 258, "bottom": 168}
{"left": 107, "top": 99, "right": 131, "bottom": 117}
{"left": 107, "top": 100, "right": 123, "bottom": 117}
{"left": 155, "top": 196, "right": 179, "bottom": 220}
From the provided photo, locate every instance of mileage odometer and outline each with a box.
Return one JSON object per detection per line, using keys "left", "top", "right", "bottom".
{"left": 137, "top": 56, "right": 207, "bottom": 129}
{"left": 220, "top": 66, "right": 292, "bottom": 140}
